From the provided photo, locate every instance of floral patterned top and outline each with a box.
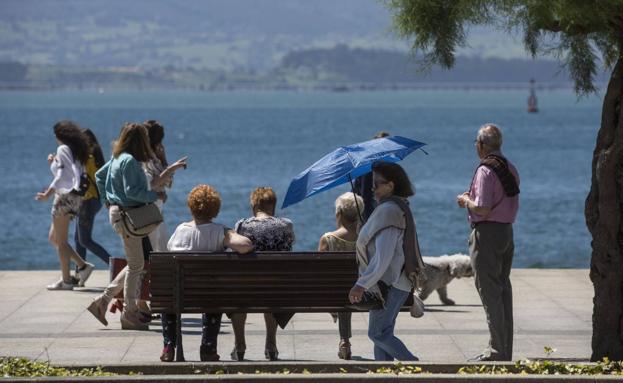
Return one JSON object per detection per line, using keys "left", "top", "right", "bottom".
{"left": 234, "top": 216, "right": 295, "bottom": 251}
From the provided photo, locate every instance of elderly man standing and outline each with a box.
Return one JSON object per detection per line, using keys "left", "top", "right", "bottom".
{"left": 457, "top": 124, "right": 520, "bottom": 362}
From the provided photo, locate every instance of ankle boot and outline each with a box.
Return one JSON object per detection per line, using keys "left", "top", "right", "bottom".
{"left": 338, "top": 340, "right": 352, "bottom": 360}
{"left": 120, "top": 311, "right": 149, "bottom": 331}
{"left": 87, "top": 296, "right": 110, "bottom": 326}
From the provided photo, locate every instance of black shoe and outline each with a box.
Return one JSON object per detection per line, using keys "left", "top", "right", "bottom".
{"left": 265, "top": 349, "right": 279, "bottom": 361}
{"left": 200, "top": 345, "right": 220, "bottom": 362}
{"left": 230, "top": 347, "right": 245, "bottom": 361}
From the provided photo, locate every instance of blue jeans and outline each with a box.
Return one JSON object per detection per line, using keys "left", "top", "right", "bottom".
{"left": 74, "top": 198, "right": 111, "bottom": 264}
{"left": 368, "top": 286, "right": 417, "bottom": 361}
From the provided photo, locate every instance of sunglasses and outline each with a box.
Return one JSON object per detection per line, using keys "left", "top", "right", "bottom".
{"left": 372, "top": 179, "right": 389, "bottom": 191}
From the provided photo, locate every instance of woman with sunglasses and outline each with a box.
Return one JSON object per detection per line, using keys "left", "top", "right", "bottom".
{"left": 348, "top": 161, "right": 423, "bottom": 361}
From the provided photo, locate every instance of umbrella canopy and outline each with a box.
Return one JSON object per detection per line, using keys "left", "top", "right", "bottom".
{"left": 282, "top": 135, "right": 426, "bottom": 209}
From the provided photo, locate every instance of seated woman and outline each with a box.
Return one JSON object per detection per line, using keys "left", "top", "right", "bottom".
{"left": 230, "top": 187, "right": 295, "bottom": 361}
{"left": 317, "top": 192, "right": 363, "bottom": 360}
{"left": 160, "top": 184, "right": 254, "bottom": 362}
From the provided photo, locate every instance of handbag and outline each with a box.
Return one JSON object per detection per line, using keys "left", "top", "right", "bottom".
{"left": 120, "top": 203, "right": 163, "bottom": 237}
{"left": 345, "top": 281, "right": 389, "bottom": 311}
{"left": 70, "top": 172, "right": 90, "bottom": 196}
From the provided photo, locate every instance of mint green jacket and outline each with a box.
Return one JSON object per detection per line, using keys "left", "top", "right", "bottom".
{"left": 95, "top": 152, "right": 157, "bottom": 207}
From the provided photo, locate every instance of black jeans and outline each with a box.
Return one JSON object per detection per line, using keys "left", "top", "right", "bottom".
{"left": 162, "top": 313, "right": 222, "bottom": 351}
{"left": 74, "top": 198, "right": 111, "bottom": 264}
{"left": 338, "top": 312, "right": 352, "bottom": 340}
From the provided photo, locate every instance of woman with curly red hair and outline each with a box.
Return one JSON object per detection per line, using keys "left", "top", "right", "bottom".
{"left": 159, "top": 184, "right": 254, "bottom": 362}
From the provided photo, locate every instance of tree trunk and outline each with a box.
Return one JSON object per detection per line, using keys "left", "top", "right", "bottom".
{"left": 587, "top": 57, "right": 623, "bottom": 361}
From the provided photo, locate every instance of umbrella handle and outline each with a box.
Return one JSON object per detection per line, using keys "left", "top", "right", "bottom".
{"left": 348, "top": 174, "right": 364, "bottom": 224}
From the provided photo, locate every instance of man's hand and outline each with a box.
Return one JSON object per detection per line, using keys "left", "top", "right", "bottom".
{"left": 349, "top": 285, "right": 365, "bottom": 304}
{"left": 47, "top": 154, "right": 55, "bottom": 164}
{"left": 457, "top": 192, "right": 469, "bottom": 208}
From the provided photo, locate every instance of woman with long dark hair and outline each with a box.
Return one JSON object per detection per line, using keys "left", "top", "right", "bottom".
{"left": 73, "top": 129, "right": 112, "bottom": 275}
{"left": 143, "top": 120, "right": 187, "bottom": 252}
{"left": 36, "top": 120, "right": 95, "bottom": 290}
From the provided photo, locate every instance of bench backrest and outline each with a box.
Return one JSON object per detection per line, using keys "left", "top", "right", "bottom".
{"left": 150, "top": 251, "right": 360, "bottom": 314}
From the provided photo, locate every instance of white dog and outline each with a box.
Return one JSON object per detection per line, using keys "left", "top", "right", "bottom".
{"left": 417, "top": 254, "right": 473, "bottom": 305}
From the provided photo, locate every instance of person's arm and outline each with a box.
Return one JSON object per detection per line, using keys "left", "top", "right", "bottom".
{"left": 349, "top": 227, "right": 401, "bottom": 303}
{"left": 95, "top": 159, "right": 111, "bottom": 205}
{"left": 463, "top": 197, "right": 492, "bottom": 217}
{"left": 317, "top": 234, "right": 329, "bottom": 252}
{"left": 286, "top": 219, "right": 296, "bottom": 246}
{"left": 224, "top": 229, "right": 254, "bottom": 254}
{"left": 457, "top": 167, "right": 493, "bottom": 217}
{"left": 38, "top": 146, "right": 70, "bottom": 200}
{"left": 355, "top": 227, "right": 401, "bottom": 289}
{"left": 48, "top": 146, "right": 72, "bottom": 191}
{"left": 151, "top": 156, "right": 187, "bottom": 189}
{"left": 122, "top": 158, "right": 158, "bottom": 203}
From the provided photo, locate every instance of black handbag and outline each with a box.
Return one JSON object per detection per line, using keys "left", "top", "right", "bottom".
{"left": 346, "top": 281, "right": 389, "bottom": 311}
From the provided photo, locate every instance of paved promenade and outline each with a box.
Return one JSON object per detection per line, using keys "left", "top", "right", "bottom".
{"left": 0, "top": 269, "right": 591, "bottom": 364}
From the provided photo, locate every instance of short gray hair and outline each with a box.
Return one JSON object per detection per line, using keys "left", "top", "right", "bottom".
{"left": 477, "top": 123, "right": 503, "bottom": 150}
{"left": 335, "top": 192, "right": 364, "bottom": 223}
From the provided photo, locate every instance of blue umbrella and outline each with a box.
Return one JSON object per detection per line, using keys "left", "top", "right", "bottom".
{"left": 282, "top": 135, "right": 427, "bottom": 210}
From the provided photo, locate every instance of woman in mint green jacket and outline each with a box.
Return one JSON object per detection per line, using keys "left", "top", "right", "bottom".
{"left": 88, "top": 123, "right": 164, "bottom": 330}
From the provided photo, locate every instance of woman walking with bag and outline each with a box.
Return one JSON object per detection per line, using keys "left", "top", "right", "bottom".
{"left": 73, "top": 129, "right": 112, "bottom": 274}
{"left": 36, "top": 121, "right": 95, "bottom": 290}
{"left": 107, "top": 120, "right": 187, "bottom": 317}
{"left": 348, "top": 162, "right": 425, "bottom": 361}
{"left": 87, "top": 122, "right": 164, "bottom": 330}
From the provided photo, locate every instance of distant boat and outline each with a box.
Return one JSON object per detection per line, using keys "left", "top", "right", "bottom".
{"left": 527, "top": 79, "right": 538, "bottom": 113}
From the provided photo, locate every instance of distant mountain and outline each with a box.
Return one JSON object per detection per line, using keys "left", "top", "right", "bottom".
{"left": 278, "top": 45, "right": 609, "bottom": 84}
{"left": 0, "top": 45, "right": 609, "bottom": 91}
{"left": 0, "top": 0, "right": 529, "bottom": 70}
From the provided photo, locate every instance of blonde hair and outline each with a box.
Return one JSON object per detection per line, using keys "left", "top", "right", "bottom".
{"left": 250, "top": 187, "right": 277, "bottom": 215}
{"left": 187, "top": 184, "right": 221, "bottom": 220}
{"left": 335, "top": 192, "right": 364, "bottom": 223}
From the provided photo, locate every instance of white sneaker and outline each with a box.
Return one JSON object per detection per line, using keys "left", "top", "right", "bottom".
{"left": 46, "top": 279, "right": 74, "bottom": 291}
{"left": 77, "top": 263, "right": 95, "bottom": 287}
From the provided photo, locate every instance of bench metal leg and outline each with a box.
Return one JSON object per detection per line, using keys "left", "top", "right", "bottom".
{"left": 175, "top": 313, "right": 184, "bottom": 362}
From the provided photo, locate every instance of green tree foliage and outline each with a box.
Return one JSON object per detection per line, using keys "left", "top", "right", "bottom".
{"left": 386, "top": 0, "right": 623, "bottom": 94}
{"left": 386, "top": 0, "right": 623, "bottom": 362}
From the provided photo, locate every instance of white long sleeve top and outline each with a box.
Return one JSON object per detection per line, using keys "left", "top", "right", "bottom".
{"left": 49, "top": 145, "right": 82, "bottom": 194}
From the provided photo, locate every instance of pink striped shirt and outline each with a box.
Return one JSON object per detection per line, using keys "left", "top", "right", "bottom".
{"left": 468, "top": 152, "right": 520, "bottom": 224}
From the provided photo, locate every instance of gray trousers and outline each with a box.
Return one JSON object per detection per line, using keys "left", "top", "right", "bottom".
{"left": 469, "top": 222, "right": 514, "bottom": 361}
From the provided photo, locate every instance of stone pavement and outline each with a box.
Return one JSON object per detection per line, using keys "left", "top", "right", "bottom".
{"left": 0, "top": 269, "right": 592, "bottom": 364}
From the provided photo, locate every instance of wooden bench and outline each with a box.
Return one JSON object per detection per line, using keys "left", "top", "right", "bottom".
{"left": 149, "top": 251, "right": 412, "bottom": 361}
